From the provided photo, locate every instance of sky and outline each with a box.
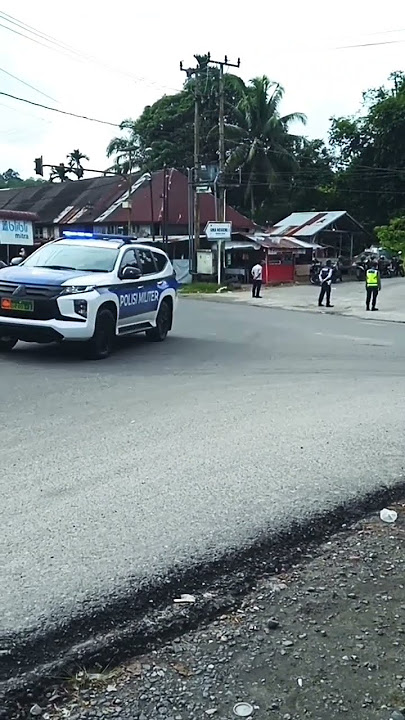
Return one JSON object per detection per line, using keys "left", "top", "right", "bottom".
{"left": 0, "top": 0, "right": 404, "bottom": 179}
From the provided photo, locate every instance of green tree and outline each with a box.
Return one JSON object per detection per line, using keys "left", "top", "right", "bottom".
{"left": 375, "top": 216, "right": 405, "bottom": 254}
{"left": 0, "top": 168, "right": 45, "bottom": 188}
{"left": 329, "top": 72, "right": 405, "bottom": 228}
{"left": 106, "top": 58, "right": 245, "bottom": 173}
{"left": 224, "top": 76, "right": 306, "bottom": 217}
{"left": 271, "top": 138, "right": 335, "bottom": 221}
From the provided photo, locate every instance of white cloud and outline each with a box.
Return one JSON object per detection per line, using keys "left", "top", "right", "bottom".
{"left": 0, "top": 0, "right": 404, "bottom": 177}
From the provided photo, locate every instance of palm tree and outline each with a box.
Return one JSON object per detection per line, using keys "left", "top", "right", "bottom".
{"left": 67, "top": 149, "right": 90, "bottom": 179}
{"left": 225, "top": 76, "right": 306, "bottom": 216}
{"left": 106, "top": 120, "right": 144, "bottom": 173}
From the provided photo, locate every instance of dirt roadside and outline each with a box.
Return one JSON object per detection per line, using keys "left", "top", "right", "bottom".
{"left": 15, "top": 501, "right": 404, "bottom": 720}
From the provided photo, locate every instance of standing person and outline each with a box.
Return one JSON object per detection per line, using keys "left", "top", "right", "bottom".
{"left": 251, "top": 260, "right": 264, "bottom": 298}
{"left": 318, "top": 260, "right": 334, "bottom": 308}
{"left": 365, "top": 260, "right": 381, "bottom": 311}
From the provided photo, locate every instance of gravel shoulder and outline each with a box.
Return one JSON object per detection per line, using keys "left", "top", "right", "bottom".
{"left": 14, "top": 500, "right": 405, "bottom": 720}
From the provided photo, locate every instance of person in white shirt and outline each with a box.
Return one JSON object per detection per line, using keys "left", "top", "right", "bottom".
{"left": 251, "top": 260, "right": 264, "bottom": 298}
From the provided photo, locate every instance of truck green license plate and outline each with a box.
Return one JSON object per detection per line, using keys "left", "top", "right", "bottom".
{"left": 1, "top": 298, "right": 34, "bottom": 312}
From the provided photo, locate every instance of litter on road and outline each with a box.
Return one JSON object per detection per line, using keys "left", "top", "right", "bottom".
{"left": 233, "top": 701, "right": 254, "bottom": 717}
{"left": 380, "top": 508, "right": 398, "bottom": 523}
{"left": 173, "top": 593, "right": 196, "bottom": 604}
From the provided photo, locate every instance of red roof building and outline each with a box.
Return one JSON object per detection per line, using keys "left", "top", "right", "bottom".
{"left": 0, "top": 169, "right": 255, "bottom": 241}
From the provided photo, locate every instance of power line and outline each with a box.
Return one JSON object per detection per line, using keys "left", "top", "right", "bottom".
{"left": 336, "top": 38, "right": 405, "bottom": 49}
{"left": 237, "top": 181, "right": 405, "bottom": 195}
{"left": 0, "top": 12, "right": 180, "bottom": 95}
{"left": 234, "top": 166, "right": 404, "bottom": 178}
{"left": 366, "top": 27, "right": 405, "bottom": 35}
{"left": 0, "top": 99, "right": 52, "bottom": 123}
{"left": 0, "top": 91, "right": 120, "bottom": 127}
{"left": 0, "top": 66, "right": 57, "bottom": 101}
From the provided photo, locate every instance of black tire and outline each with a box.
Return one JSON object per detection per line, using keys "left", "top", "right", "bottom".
{"left": 146, "top": 300, "right": 172, "bottom": 342}
{"left": 0, "top": 336, "right": 17, "bottom": 353}
{"left": 85, "top": 309, "right": 115, "bottom": 360}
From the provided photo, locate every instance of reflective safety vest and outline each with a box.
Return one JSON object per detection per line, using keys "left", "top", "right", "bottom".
{"left": 366, "top": 269, "right": 379, "bottom": 287}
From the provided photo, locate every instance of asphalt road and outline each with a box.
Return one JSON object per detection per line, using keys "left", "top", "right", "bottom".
{"left": 1, "top": 300, "right": 405, "bottom": 639}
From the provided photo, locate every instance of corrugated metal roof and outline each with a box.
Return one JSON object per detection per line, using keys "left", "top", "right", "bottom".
{"left": 0, "top": 176, "right": 128, "bottom": 224}
{"left": 0, "top": 209, "right": 38, "bottom": 221}
{"left": 270, "top": 211, "right": 347, "bottom": 238}
{"left": 0, "top": 170, "right": 256, "bottom": 233}
{"left": 94, "top": 174, "right": 150, "bottom": 223}
{"left": 102, "top": 169, "right": 256, "bottom": 231}
{"left": 248, "top": 234, "right": 314, "bottom": 251}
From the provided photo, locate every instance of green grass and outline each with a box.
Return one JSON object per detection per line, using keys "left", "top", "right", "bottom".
{"left": 179, "top": 282, "right": 222, "bottom": 294}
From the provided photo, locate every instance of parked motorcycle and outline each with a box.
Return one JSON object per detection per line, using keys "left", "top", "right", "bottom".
{"left": 332, "top": 261, "right": 343, "bottom": 283}
{"left": 354, "top": 261, "right": 367, "bottom": 281}
{"left": 309, "top": 261, "right": 322, "bottom": 285}
{"left": 391, "top": 255, "right": 404, "bottom": 277}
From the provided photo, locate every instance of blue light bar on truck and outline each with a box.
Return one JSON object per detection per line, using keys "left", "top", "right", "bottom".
{"left": 62, "top": 231, "right": 138, "bottom": 244}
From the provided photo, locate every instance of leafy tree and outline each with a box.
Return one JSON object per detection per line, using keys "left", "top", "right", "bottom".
{"left": 0, "top": 168, "right": 45, "bottom": 188}
{"left": 1, "top": 168, "right": 21, "bottom": 184}
{"left": 266, "top": 138, "right": 335, "bottom": 222}
{"left": 106, "top": 58, "right": 245, "bottom": 173}
{"left": 224, "top": 76, "right": 306, "bottom": 217}
{"left": 375, "top": 216, "right": 405, "bottom": 254}
{"left": 329, "top": 72, "right": 405, "bottom": 228}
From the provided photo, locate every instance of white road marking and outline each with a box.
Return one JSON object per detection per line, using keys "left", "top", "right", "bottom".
{"left": 315, "top": 332, "right": 392, "bottom": 346}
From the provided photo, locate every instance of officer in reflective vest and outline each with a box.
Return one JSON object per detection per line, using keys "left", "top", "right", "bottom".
{"left": 365, "top": 261, "right": 381, "bottom": 311}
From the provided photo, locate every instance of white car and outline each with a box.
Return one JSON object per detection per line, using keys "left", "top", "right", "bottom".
{"left": 0, "top": 232, "right": 178, "bottom": 359}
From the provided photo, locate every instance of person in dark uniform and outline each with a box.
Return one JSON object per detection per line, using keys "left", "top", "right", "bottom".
{"left": 365, "top": 260, "right": 381, "bottom": 311}
{"left": 318, "top": 260, "right": 334, "bottom": 308}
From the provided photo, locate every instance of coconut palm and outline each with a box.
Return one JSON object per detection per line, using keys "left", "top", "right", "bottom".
{"left": 225, "top": 76, "right": 306, "bottom": 216}
{"left": 106, "top": 120, "right": 144, "bottom": 173}
{"left": 66, "top": 149, "right": 89, "bottom": 179}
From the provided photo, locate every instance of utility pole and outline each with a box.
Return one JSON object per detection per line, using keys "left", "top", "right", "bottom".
{"left": 161, "top": 165, "right": 169, "bottom": 242}
{"left": 127, "top": 148, "right": 132, "bottom": 234}
{"left": 180, "top": 56, "right": 206, "bottom": 272}
{"left": 207, "top": 56, "right": 240, "bottom": 221}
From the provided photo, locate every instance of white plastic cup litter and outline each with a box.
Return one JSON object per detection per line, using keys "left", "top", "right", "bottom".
{"left": 233, "top": 702, "right": 254, "bottom": 717}
{"left": 379, "top": 508, "right": 398, "bottom": 524}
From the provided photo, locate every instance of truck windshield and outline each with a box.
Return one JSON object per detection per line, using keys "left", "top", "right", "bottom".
{"left": 23, "top": 243, "right": 119, "bottom": 273}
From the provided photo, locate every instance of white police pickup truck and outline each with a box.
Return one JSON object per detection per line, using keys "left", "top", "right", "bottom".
{"left": 0, "top": 233, "right": 178, "bottom": 359}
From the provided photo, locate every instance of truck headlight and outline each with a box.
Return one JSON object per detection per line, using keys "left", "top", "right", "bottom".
{"left": 60, "top": 285, "right": 95, "bottom": 295}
